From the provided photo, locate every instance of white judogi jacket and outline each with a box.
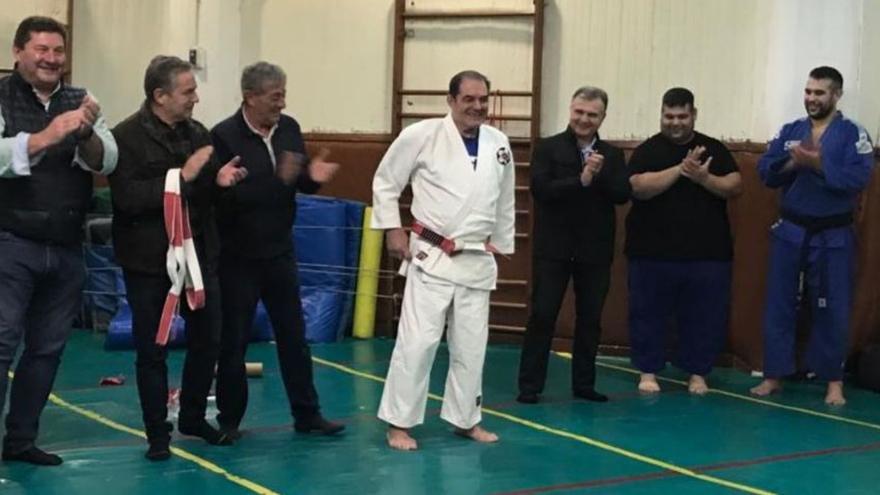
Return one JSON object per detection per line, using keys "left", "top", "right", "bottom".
{"left": 372, "top": 114, "right": 516, "bottom": 290}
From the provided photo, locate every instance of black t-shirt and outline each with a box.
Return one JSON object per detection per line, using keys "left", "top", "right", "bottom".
{"left": 624, "top": 131, "right": 738, "bottom": 261}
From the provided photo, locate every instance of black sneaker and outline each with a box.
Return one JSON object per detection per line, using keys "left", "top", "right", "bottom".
{"left": 516, "top": 392, "right": 540, "bottom": 404}
{"left": 219, "top": 425, "right": 243, "bottom": 442}
{"left": 2, "top": 446, "right": 63, "bottom": 466}
{"left": 178, "top": 420, "right": 234, "bottom": 445}
{"left": 145, "top": 441, "right": 171, "bottom": 461}
{"left": 573, "top": 389, "right": 609, "bottom": 402}
{"left": 294, "top": 416, "right": 345, "bottom": 435}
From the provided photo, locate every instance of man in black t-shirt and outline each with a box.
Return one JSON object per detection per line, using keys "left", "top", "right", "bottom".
{"left": 626, "top": 88, "right": 742, "bottom": 394}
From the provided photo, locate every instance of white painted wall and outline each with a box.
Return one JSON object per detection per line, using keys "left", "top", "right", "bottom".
{"left": 70, "top": 0, "right": 243, "bottom": 127}
{"left": 858, "top": 1, "right": 880, "bottom": 145}
{"left": 70, "top": 0, "right": 199, "bottom": 126}
{"left": 192, "top": 0, "right": 244, "bottom": 127}
{"left": 0, "top": 0, "right": 67, "bottom": 70}
{"left": 546, "top": 0, "right": 877, "bottom": 142}
{"left": 759, "top": 0, "right": 865, "bottom": 140}
{"left": 4, "top": 0, "right": 876, "bottom": 142}
{"left": 239, "top": 0, "right": 395, "bottom": 132}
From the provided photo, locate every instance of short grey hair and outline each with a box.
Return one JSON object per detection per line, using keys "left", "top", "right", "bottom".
{"left": 571, "top": 86, "right": 609, "bottom": 110}
{"left": 144, "top": 55, "right": 192, "bottom": 103}
{"left": 241, "top": 61, "right": 286, "bottom": 94}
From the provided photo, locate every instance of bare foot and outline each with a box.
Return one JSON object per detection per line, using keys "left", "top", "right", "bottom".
{"left": 688, "top": 375, "right": 708, "bottom": 395}
{"left": 638, "top": 373, "right": 661, "bottom": 393}
{"left": 825, "top": 381, "right": 846, "bottom": 406}
{"left": 750, "top": 378, "right": 782, "bottom": 397}
{"left": 386, "top": 426, "right": 417, "bottom": 451}
{"left": 454, "top": 424, "right": 499, "bottom": 443}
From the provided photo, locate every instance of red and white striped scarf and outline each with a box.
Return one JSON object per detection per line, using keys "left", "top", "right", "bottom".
{"left": 156, "top": 169, "right": 205, "bottom": 346}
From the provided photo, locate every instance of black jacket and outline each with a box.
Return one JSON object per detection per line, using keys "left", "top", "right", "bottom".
{"left": 211, "top": 110, "right": 319, "bottom": 259}
{"left": 109, "top": 104, "right": 221, "bottom": 274}
{"left": 530, "top": 127, "right": 630, "bottom": 263}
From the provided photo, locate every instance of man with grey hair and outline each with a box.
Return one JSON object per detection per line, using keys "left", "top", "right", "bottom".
{"left": 517, "top": 86, "right": 630, "bottom": 404}
{"left": 110, "top": 55, "right": 246, "bottom": 460}
{"left": 373, "top": 69, "right": 515, "bottom": 450}
{"left": 211, "top": 61, "right": 344, "bottom": 439}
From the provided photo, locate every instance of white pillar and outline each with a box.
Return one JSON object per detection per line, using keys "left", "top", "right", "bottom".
{"left": 191, "top": 0, "right": 243, "bottom": 128}
{"left": 760, "top": 0, "right": 864, "bottom": 138}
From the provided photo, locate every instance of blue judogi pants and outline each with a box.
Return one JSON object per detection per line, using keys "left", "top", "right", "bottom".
{"left": 762, "top": 228, "right": 854, "bottom": 380}
{"left": 628, "top": 259, "right": 732, "bottom": 376}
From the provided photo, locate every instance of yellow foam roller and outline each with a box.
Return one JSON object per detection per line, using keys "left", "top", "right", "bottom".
{"left": 352, "top": 207, "right": 383, "bottom": 339}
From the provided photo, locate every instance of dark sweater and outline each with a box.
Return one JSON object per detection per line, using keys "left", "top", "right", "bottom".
{"left": 109, "top": 104, "right": 221, "bottom": 274}
{"left": 530, "top": 127, "right": 631, "bottom": 264}
{"left": 211, "top": 110, "right": 320, "bottom": 259}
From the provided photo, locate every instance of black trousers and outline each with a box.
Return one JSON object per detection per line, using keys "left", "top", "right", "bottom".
{"left": 518, "top": 258, "right": 611, "bottom": 395}
{"left": 216, "top": 252, "right": 319, "bottom": 429}
{"left": 123, "top": 269, "right": 222, "bottom": 443}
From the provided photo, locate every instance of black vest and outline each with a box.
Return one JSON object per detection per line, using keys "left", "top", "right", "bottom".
{"left": 0, "top": 72, "right": 92, "bottom": 244}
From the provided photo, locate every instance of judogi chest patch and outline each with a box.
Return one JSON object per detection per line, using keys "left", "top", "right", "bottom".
{"left": 496, "top": 147, "right": 511, "bottom": 166}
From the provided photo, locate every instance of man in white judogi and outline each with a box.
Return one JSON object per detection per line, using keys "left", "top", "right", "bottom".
{"left": 372, "top": 70, "right": 516, "bottom": 451}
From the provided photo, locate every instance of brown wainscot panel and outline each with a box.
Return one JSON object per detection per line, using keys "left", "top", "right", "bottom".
{"left": 305, "top": 132, "right": 880, "bottom": 372}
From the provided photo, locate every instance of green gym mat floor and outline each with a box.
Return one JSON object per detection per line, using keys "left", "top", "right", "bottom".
{"left": 2, "top": 330, "right": 879, "bottom": 494}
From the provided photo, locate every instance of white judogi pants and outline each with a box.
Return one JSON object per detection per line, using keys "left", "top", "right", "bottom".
{"left": 377, "top": 266, "right": 490, "bottom": 429}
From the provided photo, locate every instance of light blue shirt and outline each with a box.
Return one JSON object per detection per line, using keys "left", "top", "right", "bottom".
{"left": 579, "top": 136, "right": 597, "bottom": 161}
{"left": 0, "top": 84, "right": 117, "bottom": 178}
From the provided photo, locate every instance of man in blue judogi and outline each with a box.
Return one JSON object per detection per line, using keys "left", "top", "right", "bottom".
{"left": 751, "top": 66, "right": 875, "bottom": 405}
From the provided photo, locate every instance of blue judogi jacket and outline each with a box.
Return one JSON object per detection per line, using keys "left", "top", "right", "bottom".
{"left": 758, "top": 112, "right": 874, "bottom": 246}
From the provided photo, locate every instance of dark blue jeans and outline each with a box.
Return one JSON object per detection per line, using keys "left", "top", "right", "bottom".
{"left": 0, "top": 230, "right": 84, "bottom": 454}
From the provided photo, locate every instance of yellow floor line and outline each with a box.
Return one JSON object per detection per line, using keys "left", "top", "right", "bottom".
{"left": 7, "top": 372, "right": 279, "bottom": 495}
{"left": 312, "top": 356, "right": 775, "bottom": 495}
{"left": 47, "top": 392, "right": 280, "bottom": 494}
{"left": 556, "top": 353, "right": 880, "bottom": 432}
